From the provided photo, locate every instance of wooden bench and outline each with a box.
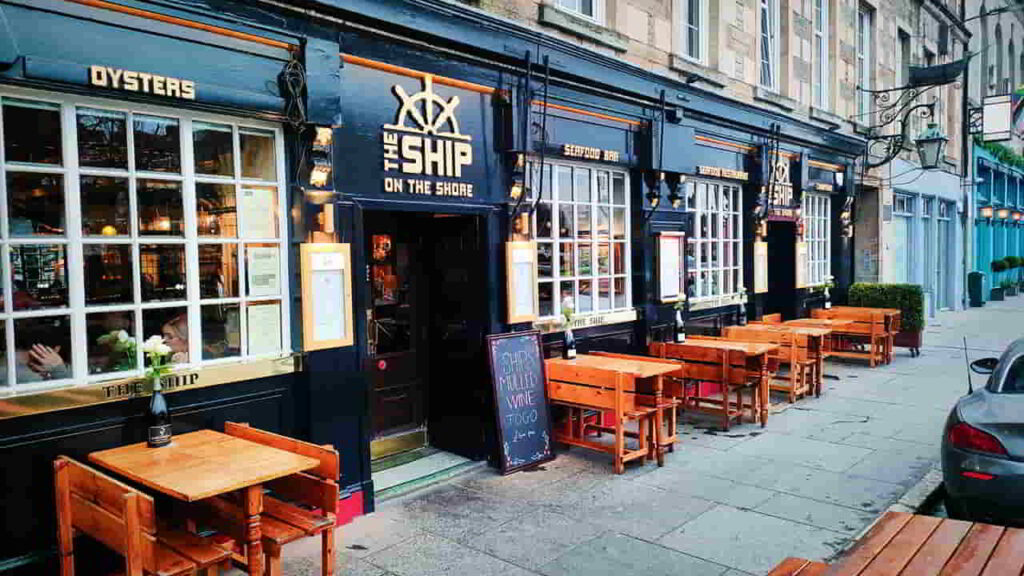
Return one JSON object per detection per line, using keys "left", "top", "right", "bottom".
{"left": 768, "top": 557, "right": 829, "bottom": 575}
{"left": 545, "top": 361, "right": 657, "bottom": 474}
{"left": 811, "top": 308, "right": 888, "bottom": 367}
{"left": 723, "top": 326, "right": 818, "bottom": 403}
{"left": 54, "top": 456, "right": 232, "bottom": 576}
{"left": 649, "top": 340, "right": 767, "bottom": 431}
{"left": 193, "top": 423, "right": 339, "bottom": 576}
{"left": 761, "top": 313, "right": 783, "bottom": 323}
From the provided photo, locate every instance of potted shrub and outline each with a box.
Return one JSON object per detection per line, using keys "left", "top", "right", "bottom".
{"left": 1002, "top": 279, "right": 1015, "bottom": 297}
{"left": 1006, "top": 258, "right": 1021, "bottom": 296}
{"left": 848, "top": 283, "right": 924, "bottom": 354}
{"left": 991, "top": 259, "right": 1008, "bottom": 301}
{"left": 1007, "top": 256, "right": 1024, "bottom": 290}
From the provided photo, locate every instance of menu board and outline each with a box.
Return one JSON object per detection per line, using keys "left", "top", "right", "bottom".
{"left": 754, "top": 241, "right": 769, "bottom": 294}
{"left": 657, "top": 232, "right": 685, "bottom": 302}
{"left": 486, "top": 331, "right": 555, "bottom": 474}
{"left": 795, "top": 241, "right": 809, "bottom": 289}
{"left": 505, "top": 242, "right": 538, "bottom": 323}
{"left": 300, "top": 243, "right": 354, "bottom": 351}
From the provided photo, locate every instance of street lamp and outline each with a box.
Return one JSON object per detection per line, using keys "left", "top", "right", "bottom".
{"left": 980, "top": 206, "right": 994, "bottom": 219}
{"left": 915, "top": 123, "right": 947, "bottom": 170}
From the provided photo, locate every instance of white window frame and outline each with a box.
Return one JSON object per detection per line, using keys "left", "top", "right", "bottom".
{"left": 555, "top": 0, "right": 604, "bottom": 23}
{"left": 0, "top": 86, "right": 290, "bottom": 396}
{"left": 679, "top": 0, "right": 709, "bottom": 64}
{"left": 856, "top": 5, "right": 873, "bottom": 120}
{"left": 528, "top": 158, "right": 631, "bottom": 320}
{"left": 812, "top": 0, "right": 829, "bottom": 109}
{"left": 686, "top": 179, "right": 744, "bottom": 304}
{"left": 804, "top": 192, "right": 831, "bottom": 286}
{"left": 760, "top": 0, "right": 781, "bottom": 91}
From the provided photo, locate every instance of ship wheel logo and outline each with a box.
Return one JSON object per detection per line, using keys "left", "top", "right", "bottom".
{"left": 384, "top": 76, "right": 471, "bottom": 141}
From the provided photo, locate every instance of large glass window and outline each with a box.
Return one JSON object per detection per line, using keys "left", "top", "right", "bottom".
{"left": 760, "top": 0, "right": 780, "bottom": 91}
{"left": 556, "top": 0, "right": 600, "bottom": 21}
{"left": 812, "top": 0, "right": 829, "bottom": 109}
{"left": 527, "top": 160, "right": 630, "bottom": 319}
{"left": 856, "top": 5, "right": 874, "bottom": 120}
{"left": 685, "top": 180, "right": 743, "bottom": 301}
{"left": 681, "top": 0, "right": 707, "bottom": 64}
{"left": 804, "top": 192, "right": 831, "bottom": 286}
{"left": 0, "top": 90, "right": 288, "bottom": 391}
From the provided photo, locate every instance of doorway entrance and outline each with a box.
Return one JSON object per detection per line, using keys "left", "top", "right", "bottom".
{"left": 765, "top": 221, "right": 797, "bottom": 319}
{"left": 365, "top": 211, "right": 488, "bottom": 463}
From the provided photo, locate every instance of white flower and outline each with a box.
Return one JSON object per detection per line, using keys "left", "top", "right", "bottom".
{"left": 156, "top": 344, "right": 172, "bottom": 356}
{"left": 561, "top": 296, "right": 575, "bottom": 314}
{"left": 117, "top": 330, "right": 129, "bottom": 343}
{"left": 142, "top": 335, "right": 165, "bottom": 355}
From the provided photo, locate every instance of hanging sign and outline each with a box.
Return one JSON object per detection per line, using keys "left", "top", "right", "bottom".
{"left": 486, "top": 331, "right": 555, "bottom": 474}
{"left": 89, "top": 66, "right": 196, "bottom": 100}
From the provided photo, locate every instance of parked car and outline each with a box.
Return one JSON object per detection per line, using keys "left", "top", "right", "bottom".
{"left": 941, "top": 339, "right": 1024, "bottom": 525}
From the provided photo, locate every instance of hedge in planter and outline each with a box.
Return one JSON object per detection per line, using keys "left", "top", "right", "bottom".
{"left": 848, "top": 283, "right": 924, "bottom": 355}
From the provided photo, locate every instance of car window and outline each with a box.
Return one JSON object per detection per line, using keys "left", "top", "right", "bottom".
{"left": 1002, "top": 355, "right": 1024, "bottom": 393}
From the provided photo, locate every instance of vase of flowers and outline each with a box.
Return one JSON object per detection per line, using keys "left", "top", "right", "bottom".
{"left": 824, "top": 276, "right": 835, "bottom": 309}
{"left": 142, "top": 335, "right": 174, "bottom": 448}
{"left": 96, "top": 329, "right": 136, "bottom": 372}
{"left": 561, "top": 296, "right": 576, "bottom": 359}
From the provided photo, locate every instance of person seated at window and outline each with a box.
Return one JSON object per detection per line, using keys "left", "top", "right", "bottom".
{"left": 13, "top": 323, "right": 70, "bottom": 382}
{"left": 161, "top": 314, "right": 189, "bottom": 364}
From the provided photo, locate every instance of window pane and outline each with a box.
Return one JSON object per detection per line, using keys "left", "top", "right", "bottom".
{"left": 577, "top": 205, "right": 592, "bottom": 238}
{"left": 558, "top": 204, "right": 574, "bottom": 238}
{"left": 137, "top": 179, "right": 183, "bottom": 236}
{"left": 245, "top": 245, "right": 280, "bottom": 297}
{"left": 579, "top": 243, "right": 593, "bottom": 276}
{"left": 3, "top": 99, "right": 61, "bottom": 165}
{"left": 140, "top": 244, "right": 186, "bottom": 301}
{"left": 559, "top": 281, "right": 574, "bottom": 314}
{"left": 597, "top": 242, "right": 610, "bottom": 275}
{"left": 8, "top": 173, "right": 65, "bottom": 236}
{"left": 199, "top": 244, "right": 239, "bottom": 298}
{"left": 597, "top": 207, "right": 610, "bottom": 237}
{"left": 0, "top": 324, "right": 6, "bottom": 387}
{"left": 599, "top": 278, "right": 611, "bottom": 310}
{"left": 613, "top": 242, "right": 625, "bottom": 274}
{"left": 575, "top": 168, "right": 592, "bottom": 203}
{"left": 12, "top": 245, "right": 67, "bottom": 310}
{"left": 77, "top": 108, "right": 128, "bottom": 169}
{"left": 578, "top": 279, "right": 593, "bottom": 312}
{"left": 14, "top": 316, "right": 71, "bottom": 383}
{"left": 613, "top": 208, "right": 626, "bottom": 239}
{"left": 539, "top": 282, "right": 553, "bottom": 317}
{"left": 240, "top": 187, "right": 279, "bottom": 239}
{"left": 201, "top": 304, "right": 240, "bottom": 360}
{"left": 536, "top": 202, "right": 553, "bottom": 238}
{"left": 560, "top": 242, "right": 575, "bottom": 276}
{"left": 557, "top": 166, "right": 573, "bottom": 201}
{"left": 598, "top": 172, "right": 611, "bottom": 204}
{"left": 612, "top": 173, "right": 626, "bottom": 205}
{"left": 240, "top": 130, "right": 276, "bottom": 180}
{"left": 143, "top": 308, "right": 188, "bottom": 365}
{"left": 197, "top": 183, "right": 237, "bottom": 238}
{"left": 193, "top": 122, "right": 234, "bottom": 176}
{"left": 538, "top": 242, "right": 553, "bottom": 278}
{"left": 87, "top": 311, "right": 136, "bottom": 374}
{"left": 134, "top": 115, "right": 180, "bottom": 173}
{"left": 614, "top": 277, "right": 626, "bottom": 309}
{"left": 581, "top": 0, "right": 594, "bottom": 16}
{"left": 83, "top": 245, "right": 133, "bottom": 305}
{"left": 81, "top": 176, "right": 130, "bottom": 237}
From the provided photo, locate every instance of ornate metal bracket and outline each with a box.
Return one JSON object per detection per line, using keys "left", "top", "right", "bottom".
{"left": 863, "top": 101, "right": 936, "bottom": 169}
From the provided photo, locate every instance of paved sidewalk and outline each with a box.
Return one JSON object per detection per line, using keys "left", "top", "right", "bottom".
{"left": 275, "top": 300, "right": 1024, "bottom": 576}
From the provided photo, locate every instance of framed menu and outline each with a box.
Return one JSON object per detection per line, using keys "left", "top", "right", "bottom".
{"left": 754, "top": 241, "right": 769, "bottom": 294}
{"left": 795, "top": 241, "right": 809, "bottom": 289}
{"left": 506, "top": 241, "right": 538, "bottom": 323}
{"left": 300, "top": 243, "right": 354, "bottom": 351}
{"left": 657, "top": 232, "right": 685, "bottom": 303}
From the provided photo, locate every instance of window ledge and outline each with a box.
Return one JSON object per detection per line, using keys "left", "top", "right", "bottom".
{"left": 538, "top": 5, "right": 628, "bottom": 52}
{"left": 669, "top": 55, "right": 728, "bottom": 91}
{"left": 753, "top": 86, "right": 798, "bottom": 112}
{"left": 809, "top": 107, "right": 844, "bottom": 129}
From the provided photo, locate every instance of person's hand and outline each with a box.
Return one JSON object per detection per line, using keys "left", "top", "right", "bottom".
{"left": 28, "top": 344, "right": 63, "bottom": 376}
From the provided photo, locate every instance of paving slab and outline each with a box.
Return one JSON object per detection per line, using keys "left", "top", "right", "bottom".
{"left": 368, "top": 532, "right": 539, "bottom": 576}
{"left": 538, "top": 532, "right": 729, "bottom": 576}
{"left": 753, "top": 492, "right": 878, "bottom": 535}
{"left": 463, "top": 509, "right": 605, "bottom": 570}
{"left": 730, "top": 432, "right": 873, "bottom": 472}
{"left": 632, "top": 467, "right": 776, "bottom": 510}
{"left": 391, "top": 483, "right": 528, "bottom": 543}
{"left": 739, "top": 460, "right": 905, "bottom": 513}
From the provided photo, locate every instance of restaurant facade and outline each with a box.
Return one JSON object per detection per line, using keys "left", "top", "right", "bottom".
{"left": 0, "top": 0, "right": 864, "bottom": 567}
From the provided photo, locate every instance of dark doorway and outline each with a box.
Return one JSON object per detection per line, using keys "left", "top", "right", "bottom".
{"left": 765, "top": 221, "right": 797, "bottom": 319}
{"left": 365, "top": 211, "right": 488, "bottom": 461}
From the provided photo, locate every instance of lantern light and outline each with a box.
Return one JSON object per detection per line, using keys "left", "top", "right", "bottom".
{"left": 309, "top": 159, "right": 332, "bottom": 188}
{"left": 914, "top": 123, "right": 947, "bottom": 170}
{"left": 998, "top": 208, "right": 1011, "bottom": 219}
{"left": 980, "top": 206, "right": 995, "bottom": 219}
{"left": 1014, "top": 212, "right": 1022, "bottom": 222}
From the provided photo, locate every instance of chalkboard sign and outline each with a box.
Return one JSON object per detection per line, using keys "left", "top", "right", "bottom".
{"left": 486, "top": 330, "right": 555, "bottom": 474}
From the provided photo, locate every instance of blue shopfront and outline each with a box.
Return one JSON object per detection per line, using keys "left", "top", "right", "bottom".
{"left": 973, "top": 145, "right": 1024, "bottom": 299}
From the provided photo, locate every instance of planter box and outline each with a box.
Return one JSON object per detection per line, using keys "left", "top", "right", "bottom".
{"left": 893, "top": 330, "right": 923, "bottom": 349}
{"left": 991, "top": 287, "right": 1005, "bottom": 301}
{"left": 1008, "top": 285, "right": 1020, "bottom": 297}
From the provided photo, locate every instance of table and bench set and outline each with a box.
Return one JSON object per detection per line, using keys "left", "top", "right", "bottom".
{"left": 544, "top": 305, "right": 903, "bottom": 474}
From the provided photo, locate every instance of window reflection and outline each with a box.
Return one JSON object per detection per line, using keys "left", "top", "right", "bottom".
{"left": 140, "top": 244, "right": 186, "bottom": 301}
{"left": 240, "top": 130, "right": 276, "bottom": 180}
{"left": 77, "top": 108, "right": 128, "bottom": 168}
{"left": 11, "top": 245, "right": 67, "bottom": 310}
{"left": 201, "top": 304, "right": 240, "bottom": 360}
{"left": 142, "top": 308, "right": 188, "bottom": 365}
{"left": 3, "top": 99, "right": 61, "bottom": 165}
{"left": 84, "top": 245, "right": 133, "bottom": 305}
{"left": 137, "top": 179, "right": 183, "bottom": 236}
{"left": 87, "top": 311, "right": 136, "bottom": 374}
{"left": 8, "top": 173, "right": 65, "bottom": 236}
{"left": 538, "top": 282, "right": 553, "bottom": 317}
{"left": 134, "top": 115, "right": 180, "bottom": 173}
{"left": 193, "top": 122, "right": 234, "bottom": 176}
{"left": 196, "top": 183, "right": 237, "bottom": 237}
{"left": 14, "top": 316, "right": 71, "bottom": 383}
{"left": 199, "top": 244, "right": 238, "bottom": 298}
{"left": 81, "top": 176, "right": 130, "bottom": 236}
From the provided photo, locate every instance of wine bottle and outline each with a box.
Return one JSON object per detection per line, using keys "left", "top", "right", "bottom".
{"left": 147, "top": 378, "right": 172, "bottom": 448}
{"left": 563, "top": 327, "right": 577, "bottom": 359}
{"left": 674, "top": 309, "right": 687, "bottom": 343}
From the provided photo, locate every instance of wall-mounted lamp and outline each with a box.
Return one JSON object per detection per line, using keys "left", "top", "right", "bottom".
{"left": 835, "top": 171, "right": 845, "bottom": 188}
{"left": 643, "top": 171, "right": 664, "bottom": 209}
{"left": 980, "top": 206, "right": 994, "bottom": 219}
{"left": 1014, "top": 211, "right": 1022, "bottom": 222}
{"left": 309, "top": 158, "right": 332, "bottom": 188}
{"left": 303, "top": 125, "right": 338, "bottom": 205}
{"left": 312, "top": 126, "right": 333, "bottom": 151}
{"left": 998, "top": 208, "right": 1011, "bottom": 219}
{"left": 665, "top": 173, "right": 686, "bottom": 209}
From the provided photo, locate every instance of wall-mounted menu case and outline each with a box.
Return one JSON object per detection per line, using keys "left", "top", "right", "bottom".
{"left": 300, "top": 243, "right": 354, "bottom": 351}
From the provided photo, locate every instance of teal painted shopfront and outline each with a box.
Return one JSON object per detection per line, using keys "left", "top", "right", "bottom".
{"left": 974, "top": 145, "right": 1024, "bottom": 296}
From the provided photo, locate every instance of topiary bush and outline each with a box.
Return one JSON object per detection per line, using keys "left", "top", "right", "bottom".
{"left": 993, "top": 259, "right": 1009, "bottom": 273}
{"left": 1006, "top": 256, "right": 1022, "bottom": 269}
{"left": 848, "top": 283, "right": 925, "bottom": 333}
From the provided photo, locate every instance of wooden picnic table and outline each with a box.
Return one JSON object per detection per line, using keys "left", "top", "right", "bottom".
{"left": 724, "top": 323, "right": 830, "bottom": 401}
{"left": 545, "top": 354, "right": 680, "bottom": 466}
{"left": 826, "top": 510, "right": 1024, "bottom": 575}
{"left": 90, "top": 429, "right": 320, "bottom": 576}
{"left": 653, "top": 339, "right": 778, "bottom": 428}
{"left": 823, "top": 306, "right": 902, "bottom": 363}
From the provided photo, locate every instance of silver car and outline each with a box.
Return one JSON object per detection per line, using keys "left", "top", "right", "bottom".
{"left": 941, "top": 339, "right": 1024, "bottom": 524}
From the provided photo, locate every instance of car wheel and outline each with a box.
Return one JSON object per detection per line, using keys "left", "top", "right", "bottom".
{"left": 944, "top": 494, "right": 972, "bottom": 521}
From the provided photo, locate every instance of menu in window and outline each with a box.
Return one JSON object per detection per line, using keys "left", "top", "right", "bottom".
{"left": 240, "top": 188, "right": 276, "bottom": 239}
{"left": 247, "top": 247, "right": 280, "bottom": 297}
{"left": 247, "top": 303, "right": 281, "bottom": 355}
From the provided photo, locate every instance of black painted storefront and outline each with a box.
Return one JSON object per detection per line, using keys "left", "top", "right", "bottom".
{"left": 0, "top": 0, "right": 864, "bottom": 569}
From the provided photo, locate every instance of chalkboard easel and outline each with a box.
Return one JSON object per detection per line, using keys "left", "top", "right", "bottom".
{"left": 486, "top": 330, "right": 556, "bottom": 475}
